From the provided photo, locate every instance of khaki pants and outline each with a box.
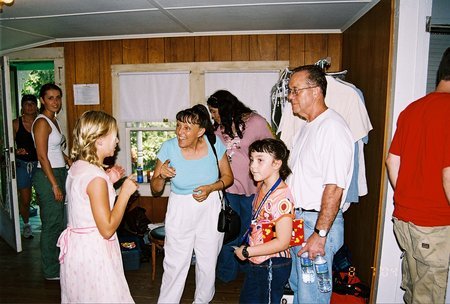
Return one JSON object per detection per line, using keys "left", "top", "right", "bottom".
{"left": 393, "top": 218, "right": 450, "bottom": 304}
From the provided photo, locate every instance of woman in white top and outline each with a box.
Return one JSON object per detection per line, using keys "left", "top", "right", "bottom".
{"left": 32, "top": 83, "right": 71, "bottom": 280}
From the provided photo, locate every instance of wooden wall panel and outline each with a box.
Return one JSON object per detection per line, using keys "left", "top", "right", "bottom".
{"left": 147, "top": 38, "right": 165, "bottom": 63}
{"left": 305, "top": 34, "right": 328, "bottom": 66}
{"left": 63, "top": 43, "right": 76, "bottom": 141}
{"left": 210, "top": 36, "right": 232, "bottom": 61}
{"left": 165, "top": 37, "right": 195, "bottom": 62}
{"left": 73, "top": 41, "right": 101, "bottom": 118}
{"left": 249, "top": 34, "right": 277, "bottom": 61}
{"left": 135, "top": 196, "right": 168, "bottom": 223}
{"left": 194, "top": 36, "right": 210, "bottom": 62}
{"left": 342, "top": 0, "right": 393, "bottom": 289}
{"left": 276, "top": 34, "right": 290, "bottom": 62}
{"left": 110, "top": 40, "right": 123, "bottom": 65}
{"left": 99, "top": 41, "right": 113, "bottom": 114}
{"left": 289, "top": 34, "right": 305, "bottom": 68}
{"left": 231, "top": 35, "right": 250, "bottom": 61}
{"left": 327, "top": 34, "right": 342, "bottom": 72}
{"left": 123, "top": 39, "right": 147, "bottom": 64}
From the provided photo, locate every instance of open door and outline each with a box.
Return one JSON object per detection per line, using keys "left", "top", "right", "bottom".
{"left": 0, "top": 56, "right": 21, "bottom": 252}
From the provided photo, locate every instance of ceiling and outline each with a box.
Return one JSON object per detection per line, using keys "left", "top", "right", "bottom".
{"left": 0, "top": 0, "right": 380, "bottom": 55}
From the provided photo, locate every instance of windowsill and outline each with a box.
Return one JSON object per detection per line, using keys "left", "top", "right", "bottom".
{"left": 136, "top": 182, "right": 171, "bottom": 197}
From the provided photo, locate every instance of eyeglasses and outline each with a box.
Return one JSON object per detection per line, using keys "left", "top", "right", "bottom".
{"left": 287, "top": 86, "right": 318, "bottom": 96}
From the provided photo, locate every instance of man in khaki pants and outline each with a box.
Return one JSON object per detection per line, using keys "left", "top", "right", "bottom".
{"left": 386, "top": 47, "right": 450, "bottom": 304}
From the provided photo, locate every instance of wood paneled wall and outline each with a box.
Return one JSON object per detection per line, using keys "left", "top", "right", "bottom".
{"left": 48, "top": 33, "right": 342, "bottom": 144}
{"left": 341, "top": 0, "right": 393, "bottom": 289}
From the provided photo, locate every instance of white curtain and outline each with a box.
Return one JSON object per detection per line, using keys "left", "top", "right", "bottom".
{"left": 204, "top": 71, "right": 280, "bottom": 122}
{"left": 118, "top": 71, "right": 190, "bottom": 122}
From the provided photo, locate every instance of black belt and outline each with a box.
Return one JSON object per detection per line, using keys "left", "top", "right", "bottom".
{"left": 295, "top": 207, "right": 319, "bottom": 213}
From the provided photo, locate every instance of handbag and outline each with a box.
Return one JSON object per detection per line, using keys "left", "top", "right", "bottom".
{"left": 206, "top": 134, "right": 241, "bottom": 244}
{"left": 217, "top": 192, "right": 241, "bottom": 244}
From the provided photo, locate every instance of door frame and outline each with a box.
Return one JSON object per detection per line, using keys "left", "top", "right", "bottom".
{"left": 0, "top": 47, "right": 67, "bottom": 252}
{"left": 0, "top": 56, "right": 21, "bottom": 252}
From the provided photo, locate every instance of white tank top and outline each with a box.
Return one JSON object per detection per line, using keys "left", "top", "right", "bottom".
{"left": 32, "top": 114, "right": 66, "bottom": 168}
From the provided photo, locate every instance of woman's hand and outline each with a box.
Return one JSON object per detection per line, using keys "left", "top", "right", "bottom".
{"left": 159, "top": 159, "right": 176, "bottom": 180}
{"left": 52, "top": 184, "right": 64, "bottom": 202}
{"left": 16, "top": 148, "right": 28, "bottom": 155}
{"left": 106, "top": 164, "right": 125, "bottom": 183}
{"left": 234, "top": 245, "right": 247, "bottom": 261}
{"left": 120, "top": 175, "right": 139, "bottom": 198}
{"left": 192, "top": 185, "right": 213, "bottom": 202}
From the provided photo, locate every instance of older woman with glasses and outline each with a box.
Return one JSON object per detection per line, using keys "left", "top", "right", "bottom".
{"left": 32, "top": 83, "right": 72, "bottom": 280}
{"left": 151, "top": 104, "right": 233, "bottom": 303}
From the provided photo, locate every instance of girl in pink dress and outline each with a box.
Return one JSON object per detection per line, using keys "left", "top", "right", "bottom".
{"left": 57, "top": 111, "right": 138, "bottom": 303}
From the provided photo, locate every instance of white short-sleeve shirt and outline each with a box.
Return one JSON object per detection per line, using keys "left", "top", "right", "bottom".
{"left": 287, "top": 109, "right": 354, "bottom": 210}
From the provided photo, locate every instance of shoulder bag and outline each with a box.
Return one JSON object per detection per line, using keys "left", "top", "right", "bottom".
{"left": 206, "top": 134, "right": 241, "bottom": 244}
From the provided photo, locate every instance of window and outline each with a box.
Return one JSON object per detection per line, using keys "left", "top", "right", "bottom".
{"left": 126, "top": 122, "right": 176, "bottom": 178}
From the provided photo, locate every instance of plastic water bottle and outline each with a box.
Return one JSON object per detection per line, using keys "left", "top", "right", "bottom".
{"left": 136, "top": 166, "right": 143, "bottom": 183}
{"left": 300, "top": 252, "right": 315, "bottom": 283}
{"left": 314, "top": 254, "right": 332, "bottom": 292}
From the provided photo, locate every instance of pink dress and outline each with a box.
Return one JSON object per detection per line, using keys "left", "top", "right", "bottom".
{"left": 57, "top": 160, "right": 134, "bottom": 303}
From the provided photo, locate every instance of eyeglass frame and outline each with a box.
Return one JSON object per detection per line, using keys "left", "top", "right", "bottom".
{"left": 287, "top": 86, "right": 318, "bottom": 96}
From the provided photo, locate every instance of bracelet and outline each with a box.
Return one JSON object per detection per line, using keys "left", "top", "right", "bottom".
{"left": 218, "top": 179, "right": 225, "bottom": 190}
{"left": 52, "top": 184, "right": 59, "bottom": 190}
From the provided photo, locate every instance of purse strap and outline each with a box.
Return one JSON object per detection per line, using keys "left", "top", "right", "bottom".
{"left": 205, "top": 134, "right": 228, "bottom": 210}
{"left": 251, "top": 177, "right": 282, "bottom": 221}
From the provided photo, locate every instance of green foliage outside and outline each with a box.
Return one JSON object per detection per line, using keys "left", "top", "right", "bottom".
{"left": 129, "top": 122, "right": 177, "bottom": 173}
{"left": 21, "top": 70, "right": 54, "bottom": 97}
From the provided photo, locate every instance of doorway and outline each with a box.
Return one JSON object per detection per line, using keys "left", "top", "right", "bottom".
{"left": 9, "top": 60, "right": 55, "bottom": 240}
{"left": 0, "top": 47, "right": 66, "bottom": 252}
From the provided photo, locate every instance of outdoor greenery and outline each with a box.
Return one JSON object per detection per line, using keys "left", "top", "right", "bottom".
{"left": 21, "top": 70, "right": 54, "bottom": 97}
{"left": 129, "top": 122, "right": 177, "bottom": 173}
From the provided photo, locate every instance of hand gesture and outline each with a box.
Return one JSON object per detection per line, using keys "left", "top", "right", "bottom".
{"left": 159, "top": 160, "right": 176, "bottom": 180}
{"left": 106, "top": 164, "right": 125, "bottom": 183}
{"left": 120, "top": 175, "right": 139, "bottom": 198}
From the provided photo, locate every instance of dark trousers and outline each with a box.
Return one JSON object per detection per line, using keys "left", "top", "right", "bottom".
{"left": 240, "top": 257, "right": 292, "bottom": 304}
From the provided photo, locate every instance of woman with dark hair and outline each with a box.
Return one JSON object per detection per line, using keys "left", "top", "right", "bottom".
{"left": 150, "top": 104, "right": 233, "bottom": 303}
{"left": 207, "top": 90, "right": 274, "bottom": 282}
{"left": 32, "top": 83, "right": 71, "bottom": 280}
{"left": 13, "top": 94, "right": 39, "bottom": 239}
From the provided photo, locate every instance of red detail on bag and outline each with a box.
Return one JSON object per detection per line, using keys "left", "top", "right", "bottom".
{"left": 260, "top": 218, "right": 304, "bottom": 247}
{"left": 331, "top": 267, "right": 369, "bottom": 304}
{"left": 331, "top": 292, "right": 366, "bottom": 304}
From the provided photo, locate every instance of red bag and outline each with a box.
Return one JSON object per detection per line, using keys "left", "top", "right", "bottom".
{"left": 331, "top": 267, "right": 369, "bottom": 304}
{"left": 260, "top": 218, "right": 304, "bottom": 247}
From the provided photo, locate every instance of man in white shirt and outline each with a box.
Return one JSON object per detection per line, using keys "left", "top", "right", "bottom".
{"left": 286, "top": 65, "right": 354, "bottom": 304}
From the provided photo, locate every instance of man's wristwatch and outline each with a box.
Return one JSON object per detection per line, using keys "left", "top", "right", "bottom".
{"left": 314, "top": 227, "right": 328, "bottom": 238}
{"left": 242, "top": 246, "right": 250, "bottom": 259}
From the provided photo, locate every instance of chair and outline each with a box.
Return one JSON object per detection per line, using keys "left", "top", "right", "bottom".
{"left": 149, "top": 226, "right": 165, "bottom": 281}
